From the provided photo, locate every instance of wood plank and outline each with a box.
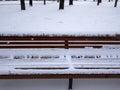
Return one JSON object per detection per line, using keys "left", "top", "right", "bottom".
{"left": 0, "top": 35, "right": 120, "bottom": 41}
{"left": 0, "top": 74, "right": 120, "bottom": 79}
{"left": 0, "top": 46, "right": 66, "bottom": 48}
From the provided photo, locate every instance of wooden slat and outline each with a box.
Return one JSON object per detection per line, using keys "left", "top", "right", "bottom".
{"left": 8, "top": 42, "right": 65, "bottom": 44}
{"left": 0, "top": 35, "right": 120, "bottom": 41}
{"left": 68, "top": 46, "right": 102, "bottom": 48}
{"left": 0, "top": 74, "right": 120, "bottom": 79}
{"left": 0, "top": 46, "right": 65, "bottom": 48}
{"left": 0, "top": 42, "right": 7, "bottom": 44}
{"left": 0, "top": 46, "right": 66, "bottom": 48}
{"left": 68, "top": 41, "right": 120, "bottom": 45}
{"left": 0, "top": 45, "right": 103, "bottom": 49}
{"left": 1, "top": 41, "right": 120, "bottom": 44}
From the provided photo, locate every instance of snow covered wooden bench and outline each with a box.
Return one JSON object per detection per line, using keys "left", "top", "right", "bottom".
{"left": 0, "top": 35, "right": 120, "bottom": 90}
{"left": 0, "top": 35, "right": 120, "bottom": 49}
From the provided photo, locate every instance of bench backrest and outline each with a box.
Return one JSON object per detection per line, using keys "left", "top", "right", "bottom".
{"left": 0, "top": 36, "right": 120, "bottom": 49}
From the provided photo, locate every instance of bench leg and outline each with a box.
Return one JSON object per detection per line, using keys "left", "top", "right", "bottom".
{"left": 68, "top": 78, "right": 73, "bottom": 90}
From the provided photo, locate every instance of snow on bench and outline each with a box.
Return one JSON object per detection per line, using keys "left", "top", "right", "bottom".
{"left": 0, "top": 35, "right": 120, "bottom": 79}
{"left": 0, "top": 40, "right": 120, "bottom": 90}
{"left": 0, "top": 47, "right": 120, "bottom": 77}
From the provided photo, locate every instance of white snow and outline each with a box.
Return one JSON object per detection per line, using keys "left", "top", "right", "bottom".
{"left": 0, "top": 1, "right": 120, "bottom": 90}
{"left": 0, "top": 79, "right": 120, "bottom": 90}
{"left": 0, "top": 48, "right": 120, "bottom": 75}
{"left": 0, "top": 0, "right": 120, "bottom": 90}
{"left": 0, "top": 1, "right": 120, "bottom": 36}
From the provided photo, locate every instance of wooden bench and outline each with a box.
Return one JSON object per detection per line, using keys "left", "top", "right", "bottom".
{"left": 0, "top": 35, "right": 120, "bottom": 90}
{"left": 0, "top": 35, "right": 120, "bottom": 49}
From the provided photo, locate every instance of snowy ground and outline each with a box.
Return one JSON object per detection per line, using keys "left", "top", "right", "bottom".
{"left": 0, "top": 79, "right": 120, "bottom": 90}
{"left": 0, "top": 1, "right": 120, "bottom": 36}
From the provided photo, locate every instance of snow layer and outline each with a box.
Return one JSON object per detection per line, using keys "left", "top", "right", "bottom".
{"left": 0, "top": 79, "right": 120, "bottom": 90}
{"left": 0, "top": 48, "right": 120, "bottom": 75}
{"left": 0, "top": 1, "right": 120, "bottom": 36}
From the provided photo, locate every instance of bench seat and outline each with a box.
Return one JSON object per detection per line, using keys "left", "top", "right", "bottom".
{"left": 0, "top": 48, "right": 120, "bottom": 79}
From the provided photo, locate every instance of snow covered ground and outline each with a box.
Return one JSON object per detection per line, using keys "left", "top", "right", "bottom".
{"left": 0, "top": 1, "right": 120, "bottom": 36}
{"left": 0, "top": 79, "right": 120, "bottom": 90}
